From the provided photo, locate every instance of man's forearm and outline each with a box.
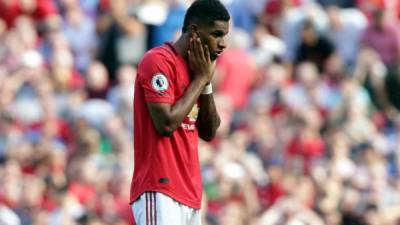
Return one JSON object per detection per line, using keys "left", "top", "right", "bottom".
{"left": 196, "top": 94, "right": 221, "bottom": 141}
{"left": 148, "top": 78, "right": 208, "bottom": 136}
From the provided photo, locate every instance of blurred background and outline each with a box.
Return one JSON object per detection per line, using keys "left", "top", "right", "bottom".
{"left": 0, "top": 0, "right": 400, "bottom": 225}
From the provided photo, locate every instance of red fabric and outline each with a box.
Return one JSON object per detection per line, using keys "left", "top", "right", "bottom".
{"left": 286, "top": 135, "right": 324, "bottom": 158}
{"left": 21, "top": 164, "right": 36, "bottom": 174}
{"left": 207, "top": 200, "right": 225, "bottom": 215}
{"left": 398, "top": 1, "right": 400, "bottom": 20}
{"left": 68, "top": 182, "right": 96, "bottom": 205}
{"left": 356, "top": 0, "right": 386, "bottom": 9}
{"left": 216, "top": 49, "right": 256, "bottom": 109}
{"left": 0, "top": 0, "right": 20, "bottom": 28}
{"left": 372, "top": 112, "right": 388, "bottom": 131}
{"left": 257, "top": 183, "right": 285, "bottom": 209}
{"left": 99, "top": 0, "right": 110, "bottom": 11}
{"left": 286, "top": 134, "right": 324, "bottom": 174}
{"left": 30, "top": 0, "right": 57, "bottom": 22}
{"left": 41, "top": 193, "right": 58, "bottom": 211}
{"left": 0, "top": 193, "right": 16, "bottom": 208}
{"left": 131, "top": 43, "right": 202, "bottom": 209}
{"left": 264, "top": 0, "right": 282, "bottom": 16}
{"left": 270, "top": 103, "right": 286, "bottom": 117}
{"left": 56, "top": 119, "right": 73, "bottom": 146}
{"left": 69, "top": 70, "right": 85, "bottom": 89}
{"left": 0, "top": 0, "right": 57, "bottom": 28}
{"left": 301, "top": 136, "right": 325, "bottom": 157}
{"left": 263, "top": 0, "right": 301, "bottom": 16}
{"left": 29, "top": 118, "right": 72, "bottom": 146}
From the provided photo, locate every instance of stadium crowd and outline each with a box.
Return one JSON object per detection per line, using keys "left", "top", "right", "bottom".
{"left": 0, "top": 0, "right": 400, "bottom": 225}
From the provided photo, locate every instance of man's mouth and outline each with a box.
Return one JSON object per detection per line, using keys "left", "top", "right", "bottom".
{"left": 214, "top": 51, "right": 223, "bottom": 58}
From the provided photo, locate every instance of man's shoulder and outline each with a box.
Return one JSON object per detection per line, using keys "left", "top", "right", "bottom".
{"left": 137, "top": 44, "right": 177, "bottom": 79}
{"left": 141, "top": 44, "right": 176, "bottom": 64}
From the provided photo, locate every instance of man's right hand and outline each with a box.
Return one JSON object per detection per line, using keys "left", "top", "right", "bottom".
{"left": 188, "top": 34, "right": 215, "bottom": 85}
{"left": 147, "top": 35, "right": 217, "bottom": 137}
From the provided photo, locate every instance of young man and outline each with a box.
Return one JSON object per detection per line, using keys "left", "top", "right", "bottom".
{"left": 130, "top": 1, "right": 230, "bottom": 225}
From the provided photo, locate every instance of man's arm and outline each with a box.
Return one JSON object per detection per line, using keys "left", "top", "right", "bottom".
{"left": 147, "top": 78, "right": 207, "bottom": 136}
{"left": 196, "top": 93, "right": 221, "bottom": 141}
{"left": 147, "top": 36, "right": 214, "bottom": 136}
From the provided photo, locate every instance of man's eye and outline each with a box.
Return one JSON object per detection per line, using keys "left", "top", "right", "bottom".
{"left": 213, "top": 33, "right": 222, "bottom": 37}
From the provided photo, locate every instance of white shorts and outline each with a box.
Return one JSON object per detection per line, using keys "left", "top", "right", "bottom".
{"left": 132, "top": 192, "right": 202, "bottom": 225}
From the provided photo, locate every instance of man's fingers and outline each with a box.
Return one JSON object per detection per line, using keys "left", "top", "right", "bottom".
{"left": 193, "top": 38, "right": 202, "bottom": 60}
{"left": 195, "top": 38, "right": 206, "bottom": 62}
{"left": 191, "top": 38, "right": 200, "bottom": 61}
{"left": 189, "top": 38, "right": 194, "bottom": 54}
{"left": 189, "top": 35, "right": 213, "bottom": 80}
{"left": 189, "top": 38, "right": 199, "bottom": 64}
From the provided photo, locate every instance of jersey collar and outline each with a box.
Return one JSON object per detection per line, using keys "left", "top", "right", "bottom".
{"left": 165, "top": 42, "right": 178, "bottom": 56}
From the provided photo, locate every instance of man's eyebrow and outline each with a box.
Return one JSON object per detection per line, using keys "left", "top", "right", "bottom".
{"left": 213, "top": 29, "right": 228, "bottom": 35}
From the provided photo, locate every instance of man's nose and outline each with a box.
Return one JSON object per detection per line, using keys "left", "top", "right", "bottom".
{"left": 218, "top": 38, "right": 227, "bottom": 50}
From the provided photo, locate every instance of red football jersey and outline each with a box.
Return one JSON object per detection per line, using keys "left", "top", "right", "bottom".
{"left": 131, "top": 43, "right": 202, "bottom": 209}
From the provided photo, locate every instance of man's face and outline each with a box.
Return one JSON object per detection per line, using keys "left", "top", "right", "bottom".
{"left": 373, "top": 12, "right": 385, "bottom": 30}
{"left": 193, "top": 20, "right": 229, "bottom": 61}
{"left": 302, "top": 26, "right": 317, "bottom": 45}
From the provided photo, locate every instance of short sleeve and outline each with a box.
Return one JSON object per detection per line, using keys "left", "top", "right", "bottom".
{"left": 137, "top": 52, "right": 175, "bottom": 104}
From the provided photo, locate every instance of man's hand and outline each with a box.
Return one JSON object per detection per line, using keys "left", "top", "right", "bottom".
{"left": 189, "top": 33, "right": 221, "bottom": 141}
{"left": 188, "top": 34, "right": 215, "bottom": 84}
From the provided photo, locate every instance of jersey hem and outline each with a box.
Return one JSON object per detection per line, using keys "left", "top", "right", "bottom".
{"left": 130, "top": 189, "right": 201, "bottom": 210}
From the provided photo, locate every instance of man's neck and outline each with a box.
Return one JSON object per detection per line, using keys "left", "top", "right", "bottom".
{"left": 173, "top": 34, "right": 190, "bottom": 60}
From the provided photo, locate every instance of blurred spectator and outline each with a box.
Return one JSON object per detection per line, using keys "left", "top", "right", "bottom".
{"left": 97, "top": 0, "right": 146, "bottom": 82}
{"left": 49, "top": 41, "right": 84, "bottom": 93}
{"left": 62, "top": 0, "right": 97, "bottom": 72}
{"left": 385, "top": 65, "right": 400, "bottom": 111}
{"left": 224, "top": 0, "right": 256, "bottom": 35}
{"left": 353, "top": 47, "right": 392, "bottom": 111}
{"left": 261, "top": 0, "right": 301, "bottom": 36}
{"left": 249, "top": 63, "right": 288, "bottom": 111}
{"left": 147, "top": 0, "right": 185, "bottom": 48}
{"left": 356, "top": 0, "right": 389, "bottom": 21}
{"left": 257, "top": 165, "right": 285, "bottom": 210}
{"left": 361, "top": 9, "right": 400, "bottom": 68}
{"left": 283, "top": 62, "right": 324, "bottom": 111}
{"left": 284, "top": 107, "right": 325, "bottom": 174}
{"left": 278, "top": 1, "right": 329, "bottom": 64}
{"left": 295, "top": 19, "right": 334, "bottom": 72}
{"left": 251, "top": 23, "right": 286, "bottom": 67}
{"left": 215, "top": 29, "right": 257, "bottom": 110}
{"left": 0, "top": 0, "right": 59, "bottom": 30}
{"left": 85, "top": 61, "right": 109, "bottom": 99}
{"left": 326, "top": 6, "right": 367, "bottom": 68}
{"left": 107, "top": 65, "right": 136, "bottom": 129}
{"left": 258, "top": 196, "right": 324, "bottom": 225}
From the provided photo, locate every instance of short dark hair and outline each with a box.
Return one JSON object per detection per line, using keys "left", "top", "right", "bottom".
{"left": 302, "top": 19, "right": 315, "bottom": 30}
{"left": 182, "top": 0, "right": 230, "bottom": 33}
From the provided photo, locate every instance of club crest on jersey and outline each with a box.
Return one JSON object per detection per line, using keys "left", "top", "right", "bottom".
{"left": 151, "top": 73, "right": 168, "bottom": 91}
{"left": 188, "top": 104, "right": 199, "bottom": 122}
